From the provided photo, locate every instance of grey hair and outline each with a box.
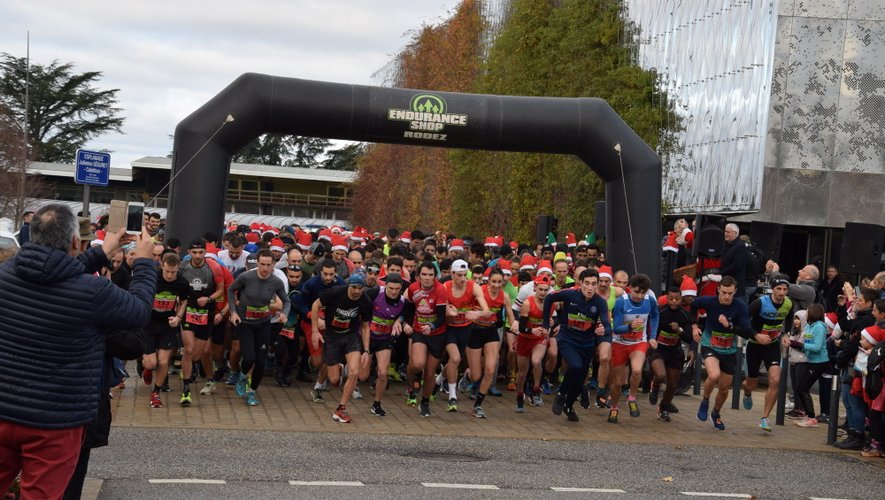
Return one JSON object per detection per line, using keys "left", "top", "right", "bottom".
{"left": 30, "top": 203, "right": 79, "bottom": 251}
{"left": 725, "top": 223, "right": 740, "bottom": 233}
{"left": 804, "top": 265, "right": 820, "bottom": 281}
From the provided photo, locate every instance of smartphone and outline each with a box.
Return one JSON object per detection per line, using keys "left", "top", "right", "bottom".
{"left": 107, "top": 200, "right": 127, "bottom": 233}
{"left": 126, "top": 202, "right": 145, "bottom": 235}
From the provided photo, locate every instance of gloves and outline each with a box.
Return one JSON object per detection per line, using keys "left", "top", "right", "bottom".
{"left": 789, "top": 339, "right": 804, "bottom": 351}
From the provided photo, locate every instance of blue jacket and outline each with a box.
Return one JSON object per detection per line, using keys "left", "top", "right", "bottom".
{"left": 803, "top": 321, "right": 829, "bottom": 364}
{"left": 0, "top": 243, "right": 156, "bottom": 429}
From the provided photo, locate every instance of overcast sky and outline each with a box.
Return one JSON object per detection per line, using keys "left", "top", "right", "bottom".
{"left": 0, "top": 0, "right": 462, "bottom": 168}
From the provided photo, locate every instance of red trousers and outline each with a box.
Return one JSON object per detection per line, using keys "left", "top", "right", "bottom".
{"left": 0, "top": 420, "right": 84, "bottom": 500}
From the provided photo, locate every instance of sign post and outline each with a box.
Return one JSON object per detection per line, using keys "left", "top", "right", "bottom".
{"left": 74, "top": 149, "right": 111, "bottom": 219}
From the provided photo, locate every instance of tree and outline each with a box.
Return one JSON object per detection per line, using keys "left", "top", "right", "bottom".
{"left": 0, "top": 105, "right": 44, "bottom": 222}
{"left": 288, "top": 136, "right": 331, "bottom": 168}
{"left": 0, "top": 53, "right": 124, "bottom": 163}
{"left": 322, "top": 143, "right": 365, "bottom": 171}
{"left": 232, "top": 134, "right": 332, "bottom": 168}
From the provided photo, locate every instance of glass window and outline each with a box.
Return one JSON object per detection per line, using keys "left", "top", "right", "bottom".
{"left": 241, "top": 180, "right": 258, "bottom": 191}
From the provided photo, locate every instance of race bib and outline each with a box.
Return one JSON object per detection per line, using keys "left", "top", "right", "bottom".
{"left": 567, "top": 313, "right": 592, "bottom": 331}
{"left": 153, "top": 297, "right": 176, "bottom": 312}
{"left": 280, "top": 328, "right": 296, "bottom": 340}
{"left": 371, "top": 316, "right": 394, "bottom": 335}
{"left": 245, "top": 305, "right": 271, "bottom": 320}
{"left": 331, "top": 318, "right": 352, "bottom": 330}
{"left": 185, "top": 307, "right": 209, "bottom": 326}
{"left": 761, "top": 326, "right": 782, "bottom": 340}
{"left": 710, "top": 331, "right": 734, "bottom": 349}
{"left": 657, "top": 330, "right": 680, "bottom": 347}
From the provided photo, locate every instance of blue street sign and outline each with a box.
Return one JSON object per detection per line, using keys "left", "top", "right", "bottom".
{"left": 75, "top": 149, "right": 111, "bottom": 186}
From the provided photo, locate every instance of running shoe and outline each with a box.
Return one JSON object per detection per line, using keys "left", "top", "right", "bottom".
{"left": 406, "top": 391, "right": 417, "bottom": 406}
{"left": 530, "top": 393, "right": 543, "bottom": 407}
{"left": 332, "top": 407, "right": 352, "bottom": 423}
{"left": 648, "top": 384, "right": 659, "bottom": 406}
{"left": 628, "top": 400, "right": 640, "bottom": 418}
{"left": 665, "top": 402, "right": 679, "bottom": 413}
{"left": 817, "top": 414, "right": 830, "bottom": 424}
{"left": 489, "top": 386, "right": 503, "bottom": 397}
{"left": 472, "top": 406, "right": 487, "bottom": 419}
{"left": 795, "top": 417, "right": 818, "bottom": 428}
{"left": 160, "top": 381, "right": 171, "bottom": 392}
{"left": 507, "top": 378, "right": 517, "bottom": 391}
{"left": 245, "top": 391, "right": 258, "bottom": 406}
{"left": 143, "top": 369, "right": 153, "bottom": 385}
{"left": 419, "top": 400, "right": 431, "bottom": 417}
{"left": 226, "top": 371, "right": 240, "bottom": 386}
{"left": 697, "top": 398, "right": 709, "bottom": 422}
{"left": 657, "top": 408, "right": 671, "bottom": 422}
{"left": 235, "top": 375, "right": 248, "bottom": 398}
{"left": 552, "top": 393, "right": 564, "bottom": 416}
{"left": 516, "top": 394, "right": 525, "bottom": 413}
{"left": 607, "top": 408, "right": 618, "bottom": 424}
{"left": 352, "top": 387, "right": 363, "bottom": 400}
{"left": 371, "top": 402, "right": 386, "bottom": 417}
{"left": 458, "top": 374, "right": 470, "bottom": 394}
{"left": 595, "top": 389, "right": 610, "bottom": 409}
{"left": 199, "top": 380, "right": 216, "bottom": 396}
{"left": 564, "top": 406, "right": 579, "bottom": 422}
{"left": 860, "top": 441, "right": 884, "bottom": 458}
{"left": 447, "top": 398, "right": 458, "bottom": 412}
{"left": 786, "top": 409, "right": 806, "bottom": 420}
{"left": 712, "top": 411, "right": 725, "bottom": 430}
{"left": 310, "top": 389, "right": 324, "bottom": 403}
{"left": 179, "top": 390, "right": 191, "bottom": 407}
{"left": 541, "top": 379, "right": 552, "bottom": 395}
{"left": 743, "top": 393, "right": 753, "bottom": 410}
{"left": 579, "top": 386, "right": 591, "bottom": 409}
{"left": 149, "top": 391, "right": 163, "bottom": 408}
{"left": 760, "top": 417, "right": 772, "bottom": 432}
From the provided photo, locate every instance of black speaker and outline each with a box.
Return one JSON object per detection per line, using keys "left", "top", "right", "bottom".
{"left": 535, "top": 215, "right": 558, "bottom": 244}
{"left": 594, "top": 200, "right": 606, "bottom": 238}
{"left": 840, "top": 222, "right": 884, "bottom": 276}
{"left": 750, "top": 221, "right": 783, "bottom": 262}
{"left": 692, "top": 214, "right": 726, "bottom": 257}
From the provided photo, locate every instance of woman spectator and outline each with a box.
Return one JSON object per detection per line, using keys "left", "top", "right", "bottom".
{"left": 792, "top": 304, "right": 830, "bottom": 428}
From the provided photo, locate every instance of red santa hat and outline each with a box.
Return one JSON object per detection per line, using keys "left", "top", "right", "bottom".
{"left": 824, "top": 313, "right": 838, "bottom": 330}
{"left": 245, "top": 232, "right": 260, "bottom": 244}
{"left": 497, "top": 259, "right": 512, "bottom": 275}
{"left": 680, "top": 274, "right": 698, "bottom": 296}
{"left": 484, "top": 236, "right": 497, "bottom": 247}
{"left": 331, "top": 234, "right": 348, "bottom": 252}
{"left": 566, "top": 232, "right": 577, "bottom": 247}
{"left": 536, "top": 260, "right": 554, "bottom": 275}
{"left": 318, "top": 228, "right": 332, "bottom": 242}
{"left": 296, "top": 230, "right": 313, "bottom": 250}
{"left": 205, "top": 243, "right": 220, "bottom": 260}
{"left": 249, "top": 222, "right": 261, "bottom": 233}
{"left": 861, "top": 325, "right": 885, "bottom": 346}
{"left": 269, "top": 238, "right": 285, "bottom": 252}
{"left": 449, "top": 238, "right": 464, "bottom": 252}
{"left": 519, "top": 254, "right": 538, "bottom": 271}
{"left": 350, "top": 226, "right": 370, "bottom": 241}
{"left": 494, "top": 235, "right": 504, "bottom": 248}
{"left": 400, "top": 231, "right": 412, "bottom": 244}
{"left": 598, "top": 265, "right": 613, "bottom": 280}
{"left": 663, "top": 231, "right": 679, "bottom": 253}
{"left": 509, "top": 240, "right": 519, "bottom": 250}
{"left": 93, "top": 230, "right": 106, "bottom": 246}
{"left": 330, "top": 226, "right": 342, "bottom": 235}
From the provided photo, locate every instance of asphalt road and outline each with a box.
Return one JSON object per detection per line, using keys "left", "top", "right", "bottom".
{"left": 85, "top": 428, "right": 882, "bottom": 499}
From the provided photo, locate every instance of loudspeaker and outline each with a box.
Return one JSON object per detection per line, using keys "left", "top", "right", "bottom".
{"left": 594, "top": 201, "right": 606, "bottom": 238}
{"left": 750, "top": 221, "right": 783, "bottom": 262}
{"left": 692, "top": 214, "right": 726, "bottom": 257}
{"left": 535, "top": 215, "right": 558, "bottom": 244}
{"left": 840, "top": 222, "right": 884, "bottom": 276}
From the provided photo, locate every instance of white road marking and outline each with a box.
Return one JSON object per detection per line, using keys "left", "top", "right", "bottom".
{"left": 289, "top": 481, "right": 365, "bottom": 486}
{"left": 809, "top": 497, "right": 854, "bottom": 500}
{"left": 680, "top": 493, "right": 752, "bottom": 498}
{"left": 148, "top": 479, "right": 226, "bottom": 484}
{"left": 421, "top": 482, "right": 500, "bottom": 490}
{"left": 551, "top": 487, "right": 627, "bottom": 493}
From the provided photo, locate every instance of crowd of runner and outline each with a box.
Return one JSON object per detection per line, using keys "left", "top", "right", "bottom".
{"left": 62, "top": 215, "right": 885, "bottom": 458}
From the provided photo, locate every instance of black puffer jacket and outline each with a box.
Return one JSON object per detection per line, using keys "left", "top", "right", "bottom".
{"left": 0, "top": 243, "right": 156, "bottom": 429}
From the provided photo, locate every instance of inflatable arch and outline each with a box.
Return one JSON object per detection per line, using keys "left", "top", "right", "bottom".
{"left": 167, "top": 73, "right": 661, "bottom": 281}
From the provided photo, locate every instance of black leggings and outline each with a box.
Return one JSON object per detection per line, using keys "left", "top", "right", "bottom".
{"left": 272, "top": 323, "right": 299, "bottom": 371}
{"left": 795, "top": 362, "right": 828, "bottom": 418}
{"left": 238, "top": 321, "right": 271, "bottom": 390}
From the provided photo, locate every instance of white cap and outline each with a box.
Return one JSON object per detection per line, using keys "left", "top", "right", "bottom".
{"left": 451, "top": 259, "right": 469, "bottom": 273}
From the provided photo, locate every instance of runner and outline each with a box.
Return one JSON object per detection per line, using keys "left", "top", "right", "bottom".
{"left": 360, "top": 273, "right": 407, "bottom": 417}
{"left": 275, "top": 264, "right": 304, "bottom": 387}
{"left": 311, "top": 274, "right": 373, "bottom": 423}
{"left": 542, "top": 268, "right": 611, "bottom": 422}
{"left": 141, "top": 252, "right": 189, "bottom": 408}
{"left": 691, "top": 276, "right": 756, "bottom": 430}
{"left": 178, "top": 240, "right": 224, "bottom": 407}
{"left": 590, "top": 266, "right": 623, "bottom": 408}
{"left": 227, "top": 249, "right": 290, "bottom": 406}
{"left": 607, "top": 274, "right": 659, "bottom": 423}
{"left": 741, "top": 275, "right": 794, "bottom": 431}
{"left": 402, "top": 262, "right": 449, "bottom": 417}
{"left": 467, "top": 268, "right": 517, "bottom": 418}
{"left": 295, "top": 258, "right": 345, "bottom": 402}
{"left": 511, "top": 275, "right": 553, "bottom": 411}
{"left": 647, "top": 288, "right": 693, "bottom": 421}
{"left": 444, "top": 259, "right": 489, "bottom": 412}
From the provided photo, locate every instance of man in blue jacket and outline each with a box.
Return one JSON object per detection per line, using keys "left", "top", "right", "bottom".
{"left": 0, "top": 203, "right": 157, "bottom": 498}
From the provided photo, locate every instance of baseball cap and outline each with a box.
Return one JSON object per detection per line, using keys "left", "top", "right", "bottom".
{"left": 245, "top": 254, "right": 258, "bottom": 270}
{"left": 451, "top": 259, "right": 469, "bottom": 273}
{"left": 384, "top": 272, "right": 403, "bottom": 285}
{"left": 348, "top": 273, "right": 366, "bottom": 287}
{"left": 189, "top": 239, "right": 206, "bottom": 250}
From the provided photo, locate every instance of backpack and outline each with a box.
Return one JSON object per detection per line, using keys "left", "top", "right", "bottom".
{"left": 866, "top": 341, "right": 885, "bottom": 400}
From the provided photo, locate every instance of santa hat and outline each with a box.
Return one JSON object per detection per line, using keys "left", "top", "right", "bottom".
{"left": 351, "top": 226, "right": 370, "bottom": 241}
{"left": 824, "top": 313, "right": 838, "bottom": 330}
{"left": 400, "top": 231, "right": 412, "bottom": 244}
{"left": 449, "top": 238, "right": 464, "bottom": 252}
{"left": 598, "top": 265, "right": 613, "bottom": 280}
{"left": 250, "top": 223, "right": 261, "bottom": 233}
{"left": 534, "top": 275, "right": 552, "bottom": 286}
{"left": 493, "top": 235, "right": 504, "bottom": 248}
{"left": 331, "top": 234, "right": 348, "bottom": 252}
{"left": 860, "top": 326, "right": 885, "bottom": 346}
{"left": 509, "top": 240, "right": 518, "bottom": 250}
{"left": 519, "top": 254, "right": 538, "bottom": 271}
{"left": 318, "top": 228, "right": 332, "bottom": 242}
{"left": 296, "top": 230, "right": 313, "bottom": 250}
{"left": 270, "top": 238, "right": 285, "bottom": 253}
{"left": 484, "top": 236, "right": 497, "bottom": 247}
{"left": 566, "top": 232, "right": 577, "bottom": 247}
{"left": 93, "top": 230, "right": 105, "bottom": 246}
{"left": 663, "top": 231, "right": 679, "bottom": 253}
{"left": 536, "top": 260, "right": 554, "bottom": 275}
{"left": 330, "top": 226, "right": 342, "bottom": 235}
{"left": 205, "top": 243, "right": 220, "bottom": 260}
{"left": 497, "top": 259, "right": 512, "bottom": 275}
{"left": 680, "top": 274, "right": 698, "bottom": 296}
{"left": 245, "top": 232, "right": 259, "bottom": 243}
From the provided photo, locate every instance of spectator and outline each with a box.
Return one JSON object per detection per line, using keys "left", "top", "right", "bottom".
{"left": 16, "top": 211, "right": 33, "bottom": 246}
{"left": 819, "top": 265, "right": 846, "bottom": 313}
{"left": 767, "top": 260, "right": 819, "bottom": 310}
{"left": 720, "top": 223, "right": 749, "bottom": 302}
{"left": 0, "top": 203, "right": 157, "bottom": 498}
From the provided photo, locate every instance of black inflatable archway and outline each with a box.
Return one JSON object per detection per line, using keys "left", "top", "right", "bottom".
{"left": 168, "top": 73, "right": 661, "bottom": 281}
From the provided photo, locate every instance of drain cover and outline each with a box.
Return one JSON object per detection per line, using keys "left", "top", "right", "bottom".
{"left": 403, "top": 451, "right": 485, "bottom": 462}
